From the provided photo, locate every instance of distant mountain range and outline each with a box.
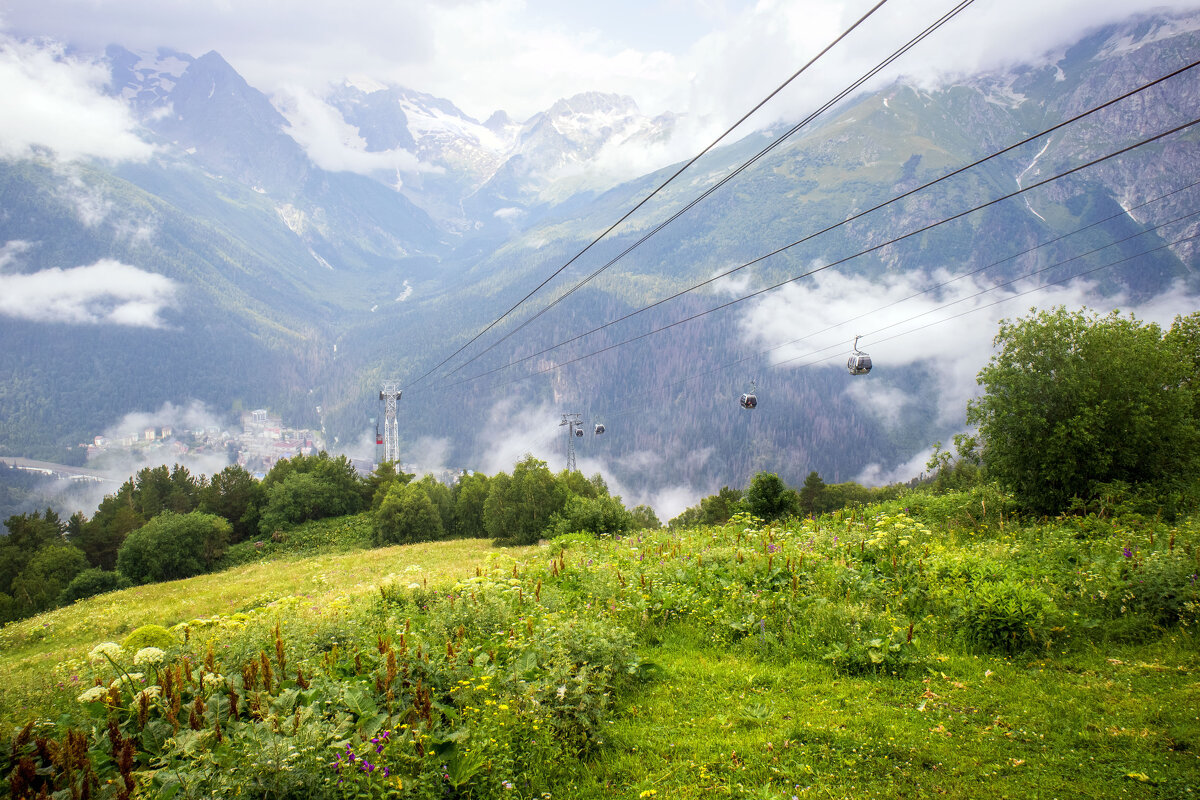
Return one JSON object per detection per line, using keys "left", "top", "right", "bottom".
{"left": 1, "top": 11, "right": 1198, "bottom": 509}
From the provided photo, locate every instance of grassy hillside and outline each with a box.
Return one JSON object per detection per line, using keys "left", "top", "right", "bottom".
{"left": 0, "top": 535, "right": 534, "bottom": 725}
{"left": 2, "top": 489, "right": 1198, "bottom": 799}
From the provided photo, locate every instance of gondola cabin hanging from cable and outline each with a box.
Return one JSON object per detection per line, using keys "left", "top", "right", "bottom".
{"left": 740, "top": 380, "right": 758, "bottom": 410}
{"left": 594, "top": 422, "right": 606, "bottom": 435}
{"left": 847, "top": 335, "right": 872, "bottom": 375}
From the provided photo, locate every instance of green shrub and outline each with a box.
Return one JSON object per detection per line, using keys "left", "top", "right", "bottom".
{"left": 374, "top": 482, "right": 445, "bottom": 545}
{"left": 821, "top": 625, "right": 922, "bottom": 676}
{"left": 1111, "top": 549, "right": 1200, "bottom": 626}
{"left": 58, "top": 568, "right": 132, "bottom": 604}
{"left": 121, "top": 623, "right": 177, "bottom": 651}
{"left": 115, "top": 511, "right": 231, "bottom": 584}
{"left": 548, "top": 494, "right": 633, "bottom": 537}
{"left": 958, "top": 579, "right": 1055, "bottom": 653}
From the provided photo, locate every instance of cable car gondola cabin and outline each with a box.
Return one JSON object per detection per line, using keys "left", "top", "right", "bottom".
{"left": 594, "top": 423, "right": 606, "bottom": 435}
{"left": 847, "top": 336, "right": 872, "bottom": 375}
{"left": 740, "top": 392, "right": 758, "bottom": 410}
{"left": 847, "top": 352, "right": 872, "bottom": 375}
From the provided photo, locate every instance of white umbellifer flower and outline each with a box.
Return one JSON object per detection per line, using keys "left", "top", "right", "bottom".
{"left": 87, "top": 642, "right": 122, "bottom": 664}
{"left": 135, "top": 686, "right": 161, "bottom": 703}
{"left": 133, "top": 647, "right": 166, "bottom": 666}
{"left": 77, "top": 685, "right": 109, "bottom": 703}
{"left": 109, "top": 673, "right": 143, "bottom": 689}
{"left": 203, "top": 672, "right": 225, "bottom": 690}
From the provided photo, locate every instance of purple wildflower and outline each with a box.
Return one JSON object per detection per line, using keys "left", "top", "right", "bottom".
{"left": 1123, "top": 546, "right": 1133, "bottom": 558}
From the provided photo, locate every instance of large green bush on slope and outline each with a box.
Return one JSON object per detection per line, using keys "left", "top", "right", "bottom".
{"left": 374, "top": 481, "right": 444, "bottom": 545}
{"left": 257, "top": 452, "right": 365, "bottom": 534}
{"left": 968, "top": 307, "right": 1200, "bottom": 514}
{"left": 484, "top": 455, "right": 567, "bottom": 544}
{"left": 116, "top": 511, "right": 230, "bottom": 584}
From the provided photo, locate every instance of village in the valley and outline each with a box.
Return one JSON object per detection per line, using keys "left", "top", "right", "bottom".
{"left": 85, "top": 409, "right": 325, "bottom": 478}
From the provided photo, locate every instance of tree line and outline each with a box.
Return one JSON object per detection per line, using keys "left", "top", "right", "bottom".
{"left": 4, "top": 306, "right": 1197, "bottom": 625}
{"left": 0, "top": 452, "right": 663, "bottom": 625}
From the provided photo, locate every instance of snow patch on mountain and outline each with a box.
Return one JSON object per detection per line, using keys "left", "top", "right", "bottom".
{"left": 1096, "top": 16, "right": 1200, "bottom": 59}
{"left": 107, "top": 46, "right": 193, "bottom": 115}
{"left": 276, "top": 204, "right": 307, "bottom": 235}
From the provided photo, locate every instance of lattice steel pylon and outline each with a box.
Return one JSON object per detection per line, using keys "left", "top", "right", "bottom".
{"left": 379, "top": 382, "right": 402, "bottom": 465}
{"left": 559, "top": 413, "right": 583, "bottom": 472}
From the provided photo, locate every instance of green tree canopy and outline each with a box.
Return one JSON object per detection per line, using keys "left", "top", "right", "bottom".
{"left": 7, "top": 544, "right": 88, "bottom": 618}
{"left": 199, "top": 464, "right": 264, "bottom": 543}
{"left": 484, "top": 455, "right": 568, "bottom": 544}
{"left": 628, "top": 504, "right": 661, "bottom": 530}
{"left": 745, "top": 472, "right": 801, "bottom": 521}
{"left": 374, "top": 482, "right": 444, "bottom": 546}
{"left": 364, "top": 461, "right": 415, "bottom": 509}
{"left": 58, "top": 567, "right": 132, "bottom": 605}
{"left": 452, "top": 472, "right": 491, "bottom": 538}
{"left": 550, "top": 494, "right": 633, "bottom": 537}
{"left": 116, "top": 511, "right": 231, "bottom": 584}
{"left": 257, "top": 453, "right": 366, "bottom": 534}
{"left": 967, "top": 307, "right": 1200, "bottom": 514}
{"left": 700, "top": 486, "right": 744, "bottom": 525}
{"left": 413, "top": 475, "right": 455, "bottom": 534}
{"left": 798, "top": 471, "right": 827, "bottom": 516}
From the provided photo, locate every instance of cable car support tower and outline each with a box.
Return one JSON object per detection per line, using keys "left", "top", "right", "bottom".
{"left": 380, "top": 382, "right": 402, "bottom": 465}
{"left": 560, "top": 413, "right": 583, "bottom": 472}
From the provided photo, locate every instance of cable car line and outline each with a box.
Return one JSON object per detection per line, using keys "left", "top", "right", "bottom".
{"left": 437, "top": 0, "right": 981, "bottom": 382}
{"left": 432, "top": 59, "right": 1200, "bottom": 388}
{"left": 592, "top": 221, "right": 1200, "bottom": 424}
{"left": 399, "top": 0, "right": 896, "bottom": 392}
{"left": 443, "top": 114, "right": 1200, "bottom": 392}
{"left": 782, "top": 230, "right": 1200, "bottom": 372}
{"left": 593, "top": 209, "right": 1200, "bottom": 422}
{"left": 745, "top": 200, "right": 1200, "bottom": 366}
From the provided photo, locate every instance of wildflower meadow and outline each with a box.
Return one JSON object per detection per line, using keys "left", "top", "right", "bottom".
{"left": 2, "top": 486, "right": 1198, "bottom": 798}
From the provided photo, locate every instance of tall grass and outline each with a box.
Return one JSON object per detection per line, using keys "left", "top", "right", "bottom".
{"left": 2, "top": 490, "right": 1197, "bottom": 799}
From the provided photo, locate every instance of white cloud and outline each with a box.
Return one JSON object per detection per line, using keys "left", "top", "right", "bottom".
{"left": 475, "top": 396, "right": 561, "bottom": 475}
{"left": 0, "top": 258, "right": 178, "bottom": 327}
{"left": 734, "top": 265, "right": 1200, "bottom": 483}
{"left": 274, "top": 86, "right": 428, "bottom": 176}
{"left": 0, "top": 239, "right": 35, "bottom": 270}
{"left": 406, "top": 435, "right": 453, "bottom": 477}
{"left": 4, "top": 0, "right": 1200, "bottom": 181}
{"left": 857, "top": 446, "right": 934, "bottom": 487}
{"left": 0, "top": 36, "right": 152, "bottom": 162}
{"left": 102, "top": 400, "right": 229, "bottom": 442}
{"left": 644, "top": 484, "right": 703, "bottom": 523}
{"left": 670, "top": 0, "right": 1200, "bottom": 141}
{"left": 844, "top": 381, "right": 913, "bottom": 429}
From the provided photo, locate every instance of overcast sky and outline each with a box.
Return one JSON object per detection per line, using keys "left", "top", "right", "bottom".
{"left": 5, "top": 0, "right": 1200, "bottom": 508}
{"left": 4, "top": 0, "right": 1200, "bottom": 125}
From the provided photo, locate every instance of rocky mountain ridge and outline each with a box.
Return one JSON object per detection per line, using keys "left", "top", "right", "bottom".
{"left": 0, "top": 11, "right": 1197, "bottom": 505}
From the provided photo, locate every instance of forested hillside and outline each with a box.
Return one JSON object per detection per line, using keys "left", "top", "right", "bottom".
{"left": 1, "top": 13, "right": 1198, "bottom": 499}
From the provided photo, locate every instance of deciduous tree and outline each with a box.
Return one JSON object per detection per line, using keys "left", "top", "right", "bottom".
{"left": 374, "top": 482, "right": 444, "bottom": 545}
{"left": 967, "top": 307, "right": 1200, "bottom": 514}
{"left": 116, "top": 511, "right": 230, "bottom": 584}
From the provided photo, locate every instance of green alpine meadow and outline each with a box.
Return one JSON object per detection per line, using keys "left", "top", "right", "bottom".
{"left": 1, "top": 489, "right": 1197, "bottom": 799}
{"left": 3, "top": 305, "right": 1200, "bottom": 798}
{"left": 4, "top": 7, "right": 1200, "bottom": 799}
